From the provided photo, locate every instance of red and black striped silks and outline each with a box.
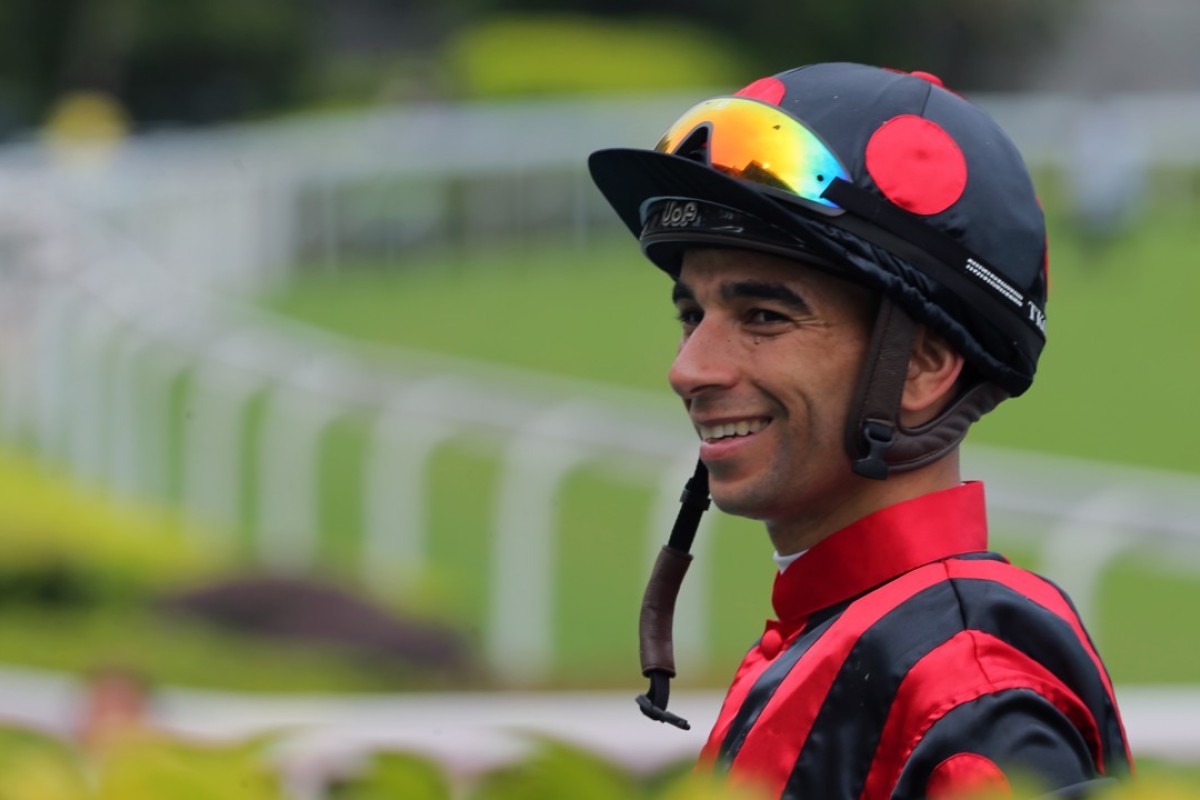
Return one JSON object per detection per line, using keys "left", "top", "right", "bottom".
{"left": 698, "top": 484, "right": 1132, "bottom": 800}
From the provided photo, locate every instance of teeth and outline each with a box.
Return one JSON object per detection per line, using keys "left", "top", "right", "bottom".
{"left": 700, "top": 419, "right": 767, "bottom": 441}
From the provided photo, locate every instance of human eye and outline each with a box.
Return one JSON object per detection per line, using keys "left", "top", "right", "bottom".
{"left": 675, "top": 304, "right": 702, "bottom": 331}
{"left": 746, "top": 307, "right": 792, "bottom": 327}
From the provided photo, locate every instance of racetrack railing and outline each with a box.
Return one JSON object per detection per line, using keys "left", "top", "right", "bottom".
{"left": 0, "top": 94, "right": 1198, "bottom": 686}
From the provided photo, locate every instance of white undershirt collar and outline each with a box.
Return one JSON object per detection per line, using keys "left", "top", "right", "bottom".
{"left": 773, "top": 549, "right": 808, "bottom": 574}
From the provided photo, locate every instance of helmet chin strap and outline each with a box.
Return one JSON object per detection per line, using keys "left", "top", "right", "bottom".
{"left": 635, "top": 460, "right": 710, "bottom": 729}
{"left": 847, "top": 298, "right": 1009, "bottom": 480}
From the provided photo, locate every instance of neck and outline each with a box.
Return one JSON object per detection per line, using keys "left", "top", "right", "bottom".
{"left": 767, "top": 449, "right": 962, "bottom": 556}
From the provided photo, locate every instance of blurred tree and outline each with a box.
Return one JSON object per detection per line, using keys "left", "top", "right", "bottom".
{"left": 0, "top": 0, "right": 317, "bottom": 133}
{"left": 98, "top": 0, "right": 316, "bottom": 125}
{"left": 444, "top": 15, "right": 749, "bottom": 97}
{"left": 0, "top": 0, "right": 85, "bottom": 135}
{"left": 438, "top": 0, "right": 1079, "bottom": 90}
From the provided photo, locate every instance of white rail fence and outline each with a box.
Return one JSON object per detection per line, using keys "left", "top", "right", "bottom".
{"left": 0, "top": 95, "right": 1198, "bottom": 687}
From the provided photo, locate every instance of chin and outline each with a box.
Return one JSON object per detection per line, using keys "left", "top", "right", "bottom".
{"left": 708, "top": 481, "right": 778, "bottom": 522}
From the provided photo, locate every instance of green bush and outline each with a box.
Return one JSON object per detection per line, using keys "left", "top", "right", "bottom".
{"left": 328, "top": 751, "right": 451, "bottom": 800}
{"left": 443, "top": 14, "right": 752, "bottom": 98}
{"left": 0, "top": 726, "right": 91, "bottom": 800}
{"left": 0, "top": 725, "right": 1195, "bottom": 800}
{"left": 0, "top": 447, "right": 459, "bottom": 692}
{"left": 0, "top": 447, "right": 225, "bottom": 609}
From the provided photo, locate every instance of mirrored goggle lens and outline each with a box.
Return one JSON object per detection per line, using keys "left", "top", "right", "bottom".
{"left": 655, "top": 97, "right": 849, "bottom": 211}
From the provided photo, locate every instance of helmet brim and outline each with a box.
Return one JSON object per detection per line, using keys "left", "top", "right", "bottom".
{"left": 587, "top": 147, "right": 847, "bottom": 273}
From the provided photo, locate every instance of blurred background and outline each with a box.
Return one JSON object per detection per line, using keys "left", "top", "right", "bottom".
{"left": 0, "top": 0, "right": 1198, "bottom": 796}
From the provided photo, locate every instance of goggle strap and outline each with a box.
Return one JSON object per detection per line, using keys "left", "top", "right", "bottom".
{"left": 823, "top": 179, "right": 1045, "bottom": 365}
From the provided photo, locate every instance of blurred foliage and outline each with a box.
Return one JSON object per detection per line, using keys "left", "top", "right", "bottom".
{"left": 111, "top": 0, "right": 313, "bottom": 125}
{"left": 0, "top": 725, "right": 281, "bottom": 800}
{"left": 95, "top": 733, "right": 282, "bottom": 800}
{"left": 443, "top": 14, "right": 749, "bottom": 97}
{"left": 0, "top": 607, "right": 446, "bottom": 693}
{"left": 468, "top": 740, "right": 647, "bottom": 799}
{"left": 327, "top": 750, "right": 451, "bottom": 800}
{"left": 0, "top": 446, "right": 460, "bottom": 692}
{"left": 0, "top": 0, "right": 1077, "bottom": 134}
{"left": 444, "top": 0, "right": 1078, "bottom": 89}
{"left": 0, "top": 726, "right": 91, "bottom": 800}
{"left": 0, "top": 447, "right": 223, "bottom": 609}
{"left": 0, "top": 0, "right": 314, "bottom": 132}
{"left": 0, "top": 725, "right": 1196, "bottom": 800}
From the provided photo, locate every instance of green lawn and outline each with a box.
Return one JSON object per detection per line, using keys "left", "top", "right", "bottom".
{"left": 265, "top": 209, "right": 1200, "bottom": 474}
{"left": 256, "top": 210, "right": 1200, "bottom": 686}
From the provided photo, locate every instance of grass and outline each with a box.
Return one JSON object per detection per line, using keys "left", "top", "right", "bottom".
{"left": 0, "top": 606, "right": 454, "bottom": 693}
{"left": 263, "top": 209, "right": 1200, "bottom": 474}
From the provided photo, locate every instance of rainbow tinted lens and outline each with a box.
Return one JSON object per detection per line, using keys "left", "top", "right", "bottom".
{"left": 655, "top": 97, "right": 848, "bottom": 211}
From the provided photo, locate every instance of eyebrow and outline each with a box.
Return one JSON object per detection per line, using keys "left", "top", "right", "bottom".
{"left": 672, "top": 278, "right": 812, "bottom": 313}
{"left": 671, "top": 282, "right": 695, "bottom": 304}
{"left": 722, "top": 280, "right": 811, "bottom": 312}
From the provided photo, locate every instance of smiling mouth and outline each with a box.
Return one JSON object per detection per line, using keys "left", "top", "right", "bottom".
{"left": 698, "top": 418, "right": 770, "bottom": 442}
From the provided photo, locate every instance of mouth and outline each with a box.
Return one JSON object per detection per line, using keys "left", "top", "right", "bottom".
{"left": 697, "top": 417, "right": 771, "bottom": 443}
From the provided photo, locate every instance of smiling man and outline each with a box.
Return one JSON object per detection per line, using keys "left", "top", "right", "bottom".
{"left": 589, "top": 64, "right": 1132, "bottom": 799}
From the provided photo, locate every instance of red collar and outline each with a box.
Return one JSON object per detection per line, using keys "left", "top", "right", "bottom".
{"left": 772, "top": 482, "right": 989, "bottom": 624}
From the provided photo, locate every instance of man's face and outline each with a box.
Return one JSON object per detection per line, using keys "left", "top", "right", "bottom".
{"left": 669, "top": 247, "right": 878, "bottom": 537}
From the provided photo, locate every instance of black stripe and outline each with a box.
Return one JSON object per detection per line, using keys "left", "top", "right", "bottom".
{"left": 778, "top": 574, "right": 1125, "bottom": 799}
{"left": 955, "top": 551, "right": 1008, "bottom": 562}
{"left": 717, "top": 600, "right": 851, "bottom": 765}
{"left": 892, "top": 689, "right": 1098, "bottom": 799}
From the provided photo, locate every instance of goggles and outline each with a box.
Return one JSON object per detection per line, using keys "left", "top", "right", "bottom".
{"left": 654, "top": 96, "right": 849, "bottom": 216}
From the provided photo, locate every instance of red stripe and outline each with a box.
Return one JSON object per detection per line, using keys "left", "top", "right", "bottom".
{"left": 723, "top": 560, "right": 954, "bottom": 796}
{"left": 698, "top": 644, "right": 776, "bottom": 765}
{"left": 860, "top": 630, "right": 1102, "bottom": 800}
{"left": 942, "top": 560, "right": 1132, "bottom": 765}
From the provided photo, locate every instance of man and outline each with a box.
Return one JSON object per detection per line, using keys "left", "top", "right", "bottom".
{"left": 588, "top": 63, "right": 1132, "bottom": 799}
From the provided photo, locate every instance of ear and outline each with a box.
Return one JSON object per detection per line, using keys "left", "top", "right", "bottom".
{"left": 900, "top": 326, "right": 965, "bottom": 425}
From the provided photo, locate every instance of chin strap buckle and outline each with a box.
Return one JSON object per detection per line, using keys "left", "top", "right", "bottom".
{"left": 852, "top": 420, "right": 894, "bottom": 481}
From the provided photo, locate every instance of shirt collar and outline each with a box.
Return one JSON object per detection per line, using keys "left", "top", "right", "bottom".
{"left": 772, "top": 482, "right": 989, "bottom": 624}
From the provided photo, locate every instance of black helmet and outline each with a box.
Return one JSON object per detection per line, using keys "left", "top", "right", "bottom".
{"left": 590, "top": 62, "right": 1048, "bottom": 477}
{"left": 591, "top": 64, "right": 1050, "bottom": 729}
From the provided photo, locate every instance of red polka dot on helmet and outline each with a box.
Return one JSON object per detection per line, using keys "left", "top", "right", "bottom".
{"left": 866, "top": 115, "right": 968, "bottom": 216}
{"left": 908, "top": 70, "right": 945, "bottom": 87}
{"left": 734, "top": 76, "right": 786, "bottom": 106}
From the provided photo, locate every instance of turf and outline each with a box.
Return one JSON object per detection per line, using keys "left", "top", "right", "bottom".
{"left": 263, "top": 211, "right": 1200, "bottom": 474}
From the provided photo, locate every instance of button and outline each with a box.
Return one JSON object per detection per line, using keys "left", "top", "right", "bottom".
{"left": 760, "top": 628, "right": 784, "bottom": 659}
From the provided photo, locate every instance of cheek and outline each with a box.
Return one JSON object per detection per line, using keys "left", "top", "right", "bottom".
{"left": 798, "top": 344, "right": 868, "bottom": 431}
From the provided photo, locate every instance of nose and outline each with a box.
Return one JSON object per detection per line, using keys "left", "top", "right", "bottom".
{"left": 668, "top": 318, "right": 740, "bottom": 400}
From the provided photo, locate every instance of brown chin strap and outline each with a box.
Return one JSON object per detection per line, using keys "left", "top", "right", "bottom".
{"left": 634, "top": 298, "right": 1006, "bottom": 730}
{"left": 846, "top": 298, "right": 1009, "bottom": 479}
{"left": 635, "top": 460, "right": 709, "bottom": 729}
